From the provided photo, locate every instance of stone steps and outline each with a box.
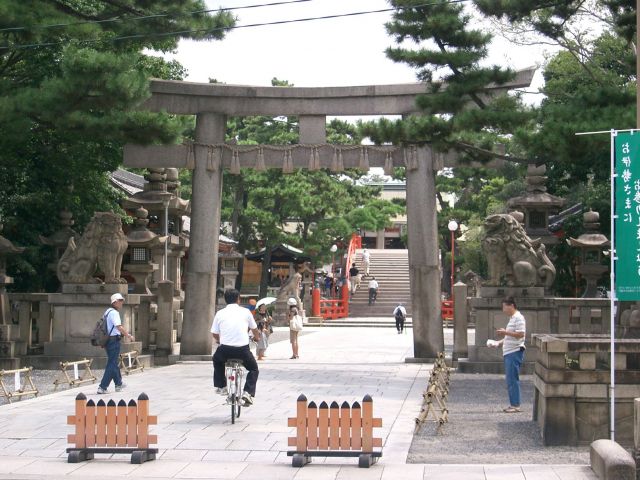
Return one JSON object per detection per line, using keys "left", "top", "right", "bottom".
{"left": 350, "top": 249, "right": 411, "bottom": 317}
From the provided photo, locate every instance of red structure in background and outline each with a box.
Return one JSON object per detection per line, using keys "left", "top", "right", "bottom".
{"left": 441, "top": 300, "right": 453, "bottom": 326}
{"left": 312, "top": 233, "right": 361, "bottom": 320}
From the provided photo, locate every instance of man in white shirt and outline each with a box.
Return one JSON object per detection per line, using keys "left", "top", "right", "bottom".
{"left": 368, "top": 276, "right": 379, "bottom": 305}
{"left": 211, "top": 289, "right": 261, "bottom": 406}
{"left": 492, "top": 297, "right": 526, "bottom": 413}
{"left": 393, "top": 303, "right": 407, "bottom": 333}
{"left": 97, "top": 293, "right": 134, "bottom": 394}
{"left": 362, "top": 248, "right": 371, "bottom": 276}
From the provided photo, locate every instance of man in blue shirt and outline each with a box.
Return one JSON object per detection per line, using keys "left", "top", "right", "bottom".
{"left": 97, "top": 293, "right": 134, "bottom": 394}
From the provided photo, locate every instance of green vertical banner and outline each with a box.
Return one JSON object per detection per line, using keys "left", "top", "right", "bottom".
{"left": 615, "top": 131, "right": 640, "bottom": 300}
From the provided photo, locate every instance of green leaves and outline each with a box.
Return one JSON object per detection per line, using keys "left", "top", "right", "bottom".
{"left": 0, "top": 1, "right": 234, "bottom": 290}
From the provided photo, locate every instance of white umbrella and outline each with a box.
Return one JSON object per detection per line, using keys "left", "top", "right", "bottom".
{"left": 256, "top": 297, "right": 277, "bottom": 308}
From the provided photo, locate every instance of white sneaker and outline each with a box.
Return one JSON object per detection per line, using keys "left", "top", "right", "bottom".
{"left": 215, "top": 387, "right": 228, "bottom": 395}
{"left": 115, "top": 383, "right": 126, "bottom": 392}
{"left": 241, "top": 391, "right": 254, "bottom": 406}
{"left": 97, "top": 387, "right": 108, "bottom": 394}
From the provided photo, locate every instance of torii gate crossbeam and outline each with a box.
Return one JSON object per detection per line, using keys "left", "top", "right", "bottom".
{"left": 124, "top": 70, "right": 534, "bottom": 360}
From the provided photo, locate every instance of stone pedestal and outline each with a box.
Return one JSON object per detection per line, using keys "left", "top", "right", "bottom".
{"left": 458, "top": 287, "right": 550, "bottom": 373}
{"left": 44, "top": 284, "right": 141, "bottom": 358}
{"left": 124, "top": 263, "right": 158, "bottom": 294}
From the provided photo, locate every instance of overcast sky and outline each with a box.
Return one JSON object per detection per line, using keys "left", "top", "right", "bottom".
{"left": 166, "top": 0, "right": 554, "bottom": 91}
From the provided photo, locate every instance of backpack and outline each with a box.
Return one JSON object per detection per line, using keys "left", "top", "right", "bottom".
{"left": 90, "top": 308, "right": 115, "bottom": 347}
{"left": 394, "top": 308, "right": 405, "bottom": 320}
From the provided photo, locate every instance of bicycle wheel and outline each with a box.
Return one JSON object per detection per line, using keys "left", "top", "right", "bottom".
{"left": 235, "top": 373, "right": 242, "bottom": 419}
{"left": 231, "top": 393, "right": 237, "bottom": 424}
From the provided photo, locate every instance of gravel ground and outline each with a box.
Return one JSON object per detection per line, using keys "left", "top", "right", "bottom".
{"left": 0, "top": 329, "right": 301, "bottom": 407}
{"left": 0, "top": 367, "right": 107, "bottom": 406}
{"left": 408, "top": 373, "right": 591, "bottom": 464}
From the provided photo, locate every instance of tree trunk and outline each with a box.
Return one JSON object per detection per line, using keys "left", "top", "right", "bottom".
{"left": 259, "top": 241, "right": 273, "bottom": 298}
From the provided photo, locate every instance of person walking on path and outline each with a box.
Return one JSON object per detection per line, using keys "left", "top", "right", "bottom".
{"left": 490, "top": 297, "right": 526, "bottom": 413}
{"left": 368, "top": 276, "right": 379, "bottom": 305}
{"left": 362, "top": 248, "right": 371, "bottom": 276}
{"left": 97, "top": 293, "right": 134, "bottom": 394}
{"left": 288, "top": 298, "right": 303, "bottom": 359}
{"left": 255, "top": 303, "right": 272, "bottom": 361}
{"left": 348, "top": 262, "right": 360, "bottom": 297}
{"left": 211, "top": 289, "right": 262, "bottom": 406}
{"left": 393, "top": 303, "right": 407, "bottom": 333}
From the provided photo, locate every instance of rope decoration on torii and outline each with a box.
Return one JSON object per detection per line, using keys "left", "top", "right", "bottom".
{"left": 183, "top": 143, "right": 421, "bottom": 174}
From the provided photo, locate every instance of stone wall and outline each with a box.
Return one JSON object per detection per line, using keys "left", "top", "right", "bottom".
{"left": 532, "top": 334, "right": 640, "bottom": 446}
{"left": 458, "top": 288, "right": 611, "bottom": 373}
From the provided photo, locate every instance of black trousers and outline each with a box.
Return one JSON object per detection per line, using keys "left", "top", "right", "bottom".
{"left": 212, "top": 344, "right": 259, "bottom": 397}
{"left": 368, "top": 288, "right": 377, "bottom": 304}
{"left": 395, "top": 316, "right": 405, "bottom": 332}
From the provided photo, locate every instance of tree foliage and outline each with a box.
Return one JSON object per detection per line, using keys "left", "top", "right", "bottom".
{"left": 217, "top": 80, "right": 403, "bottom": 296}
{"left": 0, "top": 1, "right": 234, "bottom": 290}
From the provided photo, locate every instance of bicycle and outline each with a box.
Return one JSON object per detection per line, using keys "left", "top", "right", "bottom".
{"left": 225, "top": 359, "right": 244, "bottom": 424}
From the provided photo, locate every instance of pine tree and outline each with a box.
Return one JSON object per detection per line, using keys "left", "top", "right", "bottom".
{"left": 0, "top": 1, "right": 234, "bottom": 290}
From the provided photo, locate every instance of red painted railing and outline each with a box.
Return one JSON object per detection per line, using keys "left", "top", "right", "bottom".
{"left": 314, "top": 234, "right": 361, "bottom": 321}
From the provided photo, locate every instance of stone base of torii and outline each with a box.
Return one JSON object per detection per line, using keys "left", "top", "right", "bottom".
{"left": 123, "top": 72, "right": 534, "bottom": 360}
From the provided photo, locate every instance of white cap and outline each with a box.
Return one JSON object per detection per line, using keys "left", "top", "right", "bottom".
{"left": 287, "top": 298, "right": 298, "bottom": 306}
{"left": 111, "top": 293, "right": 125, "bottom": 304}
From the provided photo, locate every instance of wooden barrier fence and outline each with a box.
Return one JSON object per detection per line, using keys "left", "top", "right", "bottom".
{"left": 415, "top": 352, "right": 451, "bottom": 433}
{"left": 119, "top": 350, "right": 144, "bottom": 375}
{"left": 67, "top": 392, "right": 158, "bottom": 464}
{"left": 287, "top": 394, "right": 382, "bottom": 468}
{"left": 53, "top": 359, "right": 96, "bottom": 390}
{"left": 0, "top": 367, "right": 38, "bottom": 403}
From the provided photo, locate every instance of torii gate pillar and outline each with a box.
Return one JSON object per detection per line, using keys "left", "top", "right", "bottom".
{"left": 181, "top": 113, "right": 225, "bottom": 355}
{"left": 406, "top": 148, "right": 443, "bottom": 359}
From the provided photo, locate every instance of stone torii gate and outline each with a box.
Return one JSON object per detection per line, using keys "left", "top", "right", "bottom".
{"left": 124, "top": 70, "right": 533, "bottom": 359}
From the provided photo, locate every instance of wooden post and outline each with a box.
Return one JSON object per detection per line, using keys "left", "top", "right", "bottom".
{"left": 85, "top": 400, "right": 96, "bottom": 447}
{"left": 351, "top": 401, "right": 362, "bottom": 450}
{"left": 307, "top": 401, "right": 318, "bottom": 449}
{"left": 116, "top": 400, "right": 127, "bottom": 447}
{"left": 362, "top": 395, "right": 373, "bottom": 452}
{"left": 96, "top": 399, "right": 107, "bottom": 446}
{"left": 126, "top": 399, "right": 137, "bottom": 447}
{"left": 329, "top": 401, "right": 340, "bottom": 450}
{"left": 295, "top": 394, "right": 307, "bottom": 452}
{"left": 68, "top": 393, "right": 87, "bottom": 448}
{"left": 339, "top": 401, "right": 351, "bottom": 450}
{"left": 106, "top": 400, "right": 117, "bottom": 446}
{"left": 318, "top": 401, "right": 329, "bottom": 449}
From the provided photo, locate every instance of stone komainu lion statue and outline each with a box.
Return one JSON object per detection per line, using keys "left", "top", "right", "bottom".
{"left": 482, "top": 214, "right": 556, "bottom": 287}
{"left": 57, "top": 212, "right": 128, "bottom": 284}
{"left": 277, "top": 272, "right": 302, "bottom": 309}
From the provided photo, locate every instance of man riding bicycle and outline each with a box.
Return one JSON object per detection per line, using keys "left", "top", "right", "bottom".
{"left": 211, "top": 289, "right": 261, "bottom": 407}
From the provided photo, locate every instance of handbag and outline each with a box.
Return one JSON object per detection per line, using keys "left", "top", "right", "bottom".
{"left": 290, "top": 314, "right": 303, "bottom": 332}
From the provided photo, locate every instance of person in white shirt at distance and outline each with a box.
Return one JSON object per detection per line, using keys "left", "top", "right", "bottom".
{"left": 488, "top": 296, "right": 526, "bottom": 413}
{"left": 368, "top": 276, "right": 379, "bottom": 305}
{"left": 211, "top": 289, "right": 262, "bottom": 407}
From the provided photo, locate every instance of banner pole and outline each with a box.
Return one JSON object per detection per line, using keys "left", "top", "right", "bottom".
{"left": 609, "top": 129, "right": 616, "bottom": 442}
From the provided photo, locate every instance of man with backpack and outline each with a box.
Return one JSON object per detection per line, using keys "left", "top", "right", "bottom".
{"left": 97, "top": 293, "right": 134, "bottom": 394}
{"left": 393, "top": 303, "right": 407, "bottom": 334}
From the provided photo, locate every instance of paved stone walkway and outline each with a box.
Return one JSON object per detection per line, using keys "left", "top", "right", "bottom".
{"left": 0, "top": 325, "right": 596, "bottom": 479}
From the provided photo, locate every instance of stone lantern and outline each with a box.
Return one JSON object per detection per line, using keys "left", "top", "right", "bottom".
{"left": 508, "top": 164, "right": 565, "bottom": 245}
{"left": 567, "top": 210, "right": 610, "bottom": 298}
{"left": 121, "top": 168, "right": 189, "bottom": 296}
{"left": 298, "top": 263, "right": 314, "bottom": 308}
{"left": 0, "top": 221, "right": 25, "bottom": 325}
{"left": 39, "top": 209, "right": 78, "bottom": 269}
{"left": 124, "top": 207, "right": 167, "bottom": 294}
{"left": 219, "top": 251, "right": 242, "bottom": 291}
